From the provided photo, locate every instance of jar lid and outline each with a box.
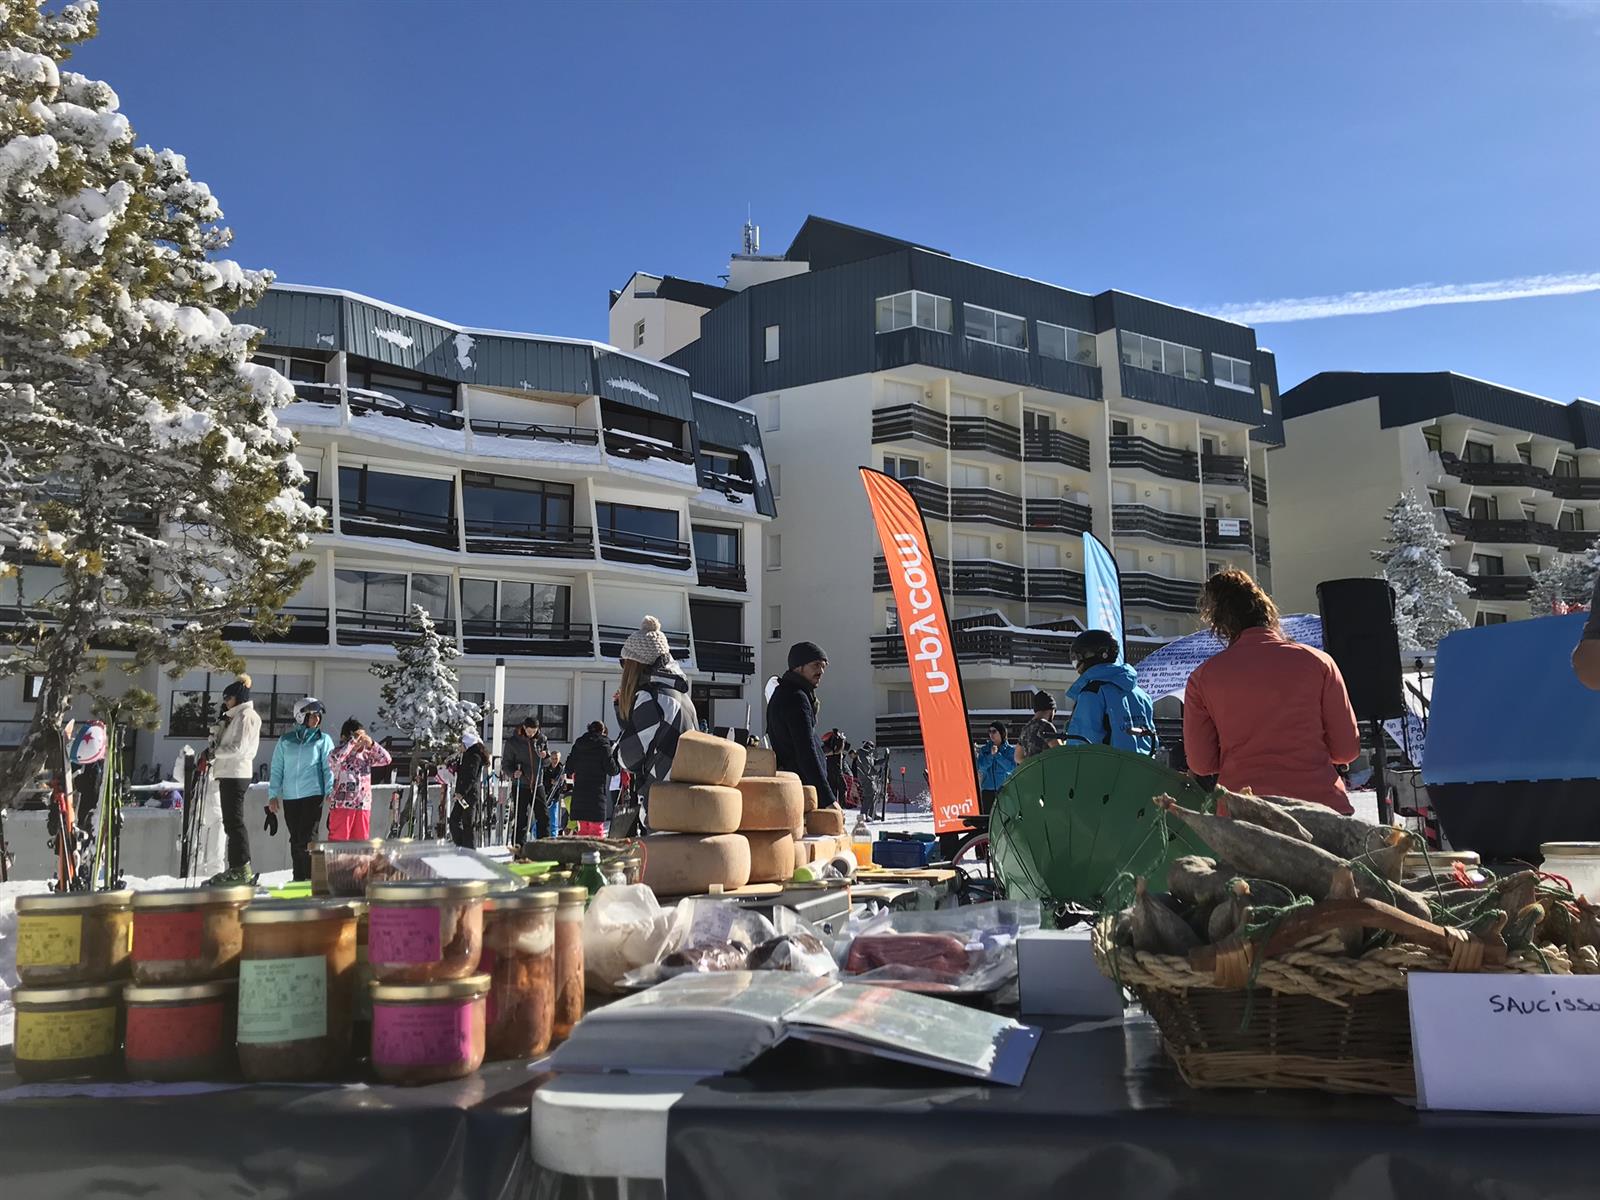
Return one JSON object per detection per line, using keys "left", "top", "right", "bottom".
{"left": 16, "top": 889, "right": 133, "bottom": 913}
{"left": 535, "top": 885, "right": 589, "bottom": 905}
{"left": 241, "top": 899, "right": 362, "bottom": 925}
{"left": 370, "top": 973, "right": 491, "bottom": 1003}
{"left": 124, "top": 979, "right": 237, "bottom": 1004}
{"left": 1542, "top": 842, "right": 1600, "bottom": 858}
{"left": 311, "top": 839, "right": 386, "bottom": 853}
{"left": 385, "top": 837, "right": 417, "bottom": 845}
{"left": 14, "top": 982, "right": 124, "bottom": 1004}
{"left": 133, "top": 885, "right": 255, "bottom": 908}
{"left": 367, "top": 879, "right": 490, "bottom": 902}
{"left": 488, "top": 888, "right": 558, "bottom": 911}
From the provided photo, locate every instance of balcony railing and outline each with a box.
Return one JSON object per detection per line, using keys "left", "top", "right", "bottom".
{"left": 1439, "top": 453, "right": 1551, "bottom": 490}
{"left": 462, "top": 519, "right": 594, "bottom": 559}
{"left": 467, "top": 419, "right": 599, "bottom": 448}
{"left": 0, "top": 604, "right": 53, "bottom": 631}
{"left": 348, "top": 389, "right": 465, "bottom": 430}
{"left": 338, "top": 502, "right": 459, "bottom": 549}
{"left": 1027, "top": 568, "right": 1087, "bottom": 604}
{"left": 1114, "top": 504, "right": 1202, "bottom": 546}
{"left": 603, "top": 429, "right": 697, "bottom": 466}
{"left": 949, "top": 415, "right": 1022, "bottom": 460}
{"left": 871, "top": 403, "right": 948, "bottom": 448}
{"left": 1463, "top": 573, "right": 1534, "bottom": 601}
{"left": 223, "top": 606, "right": 330, "bottom": 645}
{"left": 1444, "top": 511, "right": 1597, "bottom": 553}
{"left": 336, "top": 608, "right": 440, "bottom": 646}
{"left": 1252, "top": 475, "right": 1269, "bottom": 506}
{"left": 693, "top": 639, "right": 756, "bottom": 676}
{"left": 1025, "top": 497, "right": 1094, "bottom": 536}
{"left": 1559, "top": 528, "right": 1598, "bottom": 553}
{"left": 1024, "top": 427, "right": 1091, "bottom": 471}
{"left": 1255, "top": 536, "right": 1270, "bottom": 565}
{"left": 875, "top": 709, "right": 1031, "bottom": 749}
{"left": 1551, "top": 476, "right": 1600, "bottom": 500}
{"left": 951, "top": 487, "right": 1025, "bottom": 528}
{"left": 1201, "top": 453, "right": 1250, "bottom": 487}
{"left": 902, "top": 475, "right": 950, "bottom": 516}
{"left": 461, "top": 619, "right": 593, "bottom": 658}
{"left": 1110, "top": 435, "right": 1199, "bottom": 482}
{"left": 871, "top": 625, "right": 1079, "bottom": 671}
{"left": 1122, "top": 572, "right": 1202, "bottom": 613}
{"left": 872, "top": 557, "right": 1026, "bottom": 600}
{"left": 1205, "top": 516, "right": 1254, "bottom": 549}
{"left": 597, "top": 623, "right": 692, "bottom": 661}
{"left": 597, "top": 528, "right": 692, "bottom": 570}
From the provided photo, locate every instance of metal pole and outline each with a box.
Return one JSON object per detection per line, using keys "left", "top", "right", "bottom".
{"left": 1372, "top": 721, "right": 1392, "bottom": 826}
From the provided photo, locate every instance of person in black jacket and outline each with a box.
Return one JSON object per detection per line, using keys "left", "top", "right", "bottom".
{"left": 566, "top": 721, "right": 616, "bottom": 835}
{"left": 451, "top": 731, "right": 490, "bottom": 848}
{"left": 767, "top": 641, "right": 836, "bottom": 807}
{"left": 504, "top": 716, "right": 547, "bottom": 843}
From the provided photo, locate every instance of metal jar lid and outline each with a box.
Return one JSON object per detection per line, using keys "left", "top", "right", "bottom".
{"left": 532, "top": 885, "right": 589, "bottom": 907}
{"left": 487, "top": 888, "right": 558, "bottom": 912}
{"left": 133, "top": 885, "right": 255, "bottom": 909}
{"left": 312, "top": 839, "right": 386, "bottom": 853}
{"left": 370, "top": 974, "right": 491, "bottom": 1004}
{"left": 16, "top": 889, "right": 133, "bottom": 914}
{"left": 1542, "top": 842, "right": 1600, "bottom": 858}
{"left": 124, "top": 979, "right": 237, "bottom": 1004}
{"left": 367, "top": 879, "right": 490, "bottom": 903}
{"left": 14, "top": 982, "right": 124, "bottom": 1005}
{"left": 241, "top": 899, "right": 362, "bottom": 925}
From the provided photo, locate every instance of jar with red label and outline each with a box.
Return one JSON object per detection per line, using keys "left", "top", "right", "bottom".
{"left": 12, "top": 982, "right": 124, "bottom": 1082}
{"left": 14, "top": 891, "right": 132, "bottom": 986}
{"left": 130, "top": 886, "right": 253, "bottom": 985}
{"left": 124, "top": 979, "right": 238, "bottom": 1081}
{"left": 366, "top": 880, "right": 487, "bottom": 984}
{"left": 369, "top": 974, "right": 489, "bottom": 1085}
{"left": 482, "top": 887, "right": 556, "bottom": 1061}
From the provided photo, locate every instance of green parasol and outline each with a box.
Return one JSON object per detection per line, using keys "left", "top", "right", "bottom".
{"left": 988, "top": 745, "right": 1215, "bottom": 915}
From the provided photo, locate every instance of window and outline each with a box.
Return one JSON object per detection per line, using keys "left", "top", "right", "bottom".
{"left": 767, "top": 604, "right": 781, "bottom": 641}
{"left": 1428, "top": 489, "right": 1446, "bottom": 508}
{"left": 339, "top": 465, "right": 454, "bottom": 525}
{"left": 1023, "top": 410, "right": 1054, "bottom": 434}
{"left": 1111, "top": 418, "right": 1132, "bottom": 437}
{"left": 24, "top": 673, "right": 44, "bottom": 702}
{"left": 1464, "top": 441, "right": 1495, "bottom": 464}
{"left": 1119, "top": 332, "right": 1203, "bottom": 382}
{"left": 1472, "top": 554, "right": 1505, "bottom": 577}
{"left": 300, "top": 470, "right": 321, "bottom": 509}
{"left": 1037, "top": 322, "right": 1096, "bottom": 366}
{"left": 336, "top": 569, "right": 452, "bottom": 622}
{"left": 764, "top": 325, "right": 780, "bottom": 362}
{"left": 462, "top": 472, "right": 573, "bottom": 532}
{"left": 698, "top": 446, "right": 748, "bottom": 484}
{"left": 693, "top": 525, "right": 740, "bottom": 568}
{"left": 951, "top": 462, "right": 988, "bottom": 489}
{"left": 761, "top": 395, "right": 780, "bottom": 432}
{"left": 633, "top": 319, "right": 645, "bottom": 349}
{"left": 1205, "top": 501, "right": 1220, "bottom": 519}
{"left": 771, "top": 463, "right": 781, "bottom": 498}
{"left": 1422, "top": 426, "right": 1443, "bottom": 453}
{"left": 1527, "top": 555, "right": 1543, "bottom": 573}
{"left": 601, "top": 402, "right": 684, "bottom": 449}
{"left": 1522, "top": 501, "right": 1538, "bottom": 519}
{"left": 1467, "top": 496, "right": 1498, "bottom": 521}
{"left": 595, "top": 502, "right": 678, "bottom": 548}
{"left": 963, "top": 304, "right": 1027, "bottom": 351}
{"left": 1208, "top": 562, "right": 1225, "bottom": 579}
{"left": 766, "top": 533, "right": 781, "bottom": 569}
{"left": 461, "top": 578, "right": 570, "bottom": 633}
{"left": 1517, "top": 442, "right": 1533, "bottom": 465}
{"left": 1556, "top": 455, "right": 1579, "bottom": 479}
{"left": 875, "top": 290, "right": 952, "bottom": 334}
{"left": 1260, "top": 383, "right": 1274, "bottom": 414}
{"left": 884, "top": 606, "right": 898, "bottom": 634}
{"left": 510, "top": 703, "right": 569, "bottom": 742}
{"left": 1213, "top": 354, "right": 1253, "bottom": 391}
{"left": 347, "top": 361, "right": 455, "bottom": 414}
{"left": 883, "top": 455, "right": 921, "bottom": 480}
{"left": 170, "top": 671, "right": 308, "bottom": 740}
{"left": 1202, "top": 434, "right": 1220, "bottom": 456}
{"left": 689, "top": 598, "right": 742, "bottom": 646}
{"left": 1560, "top": 509, "right": 1586, "bottom": 532}
{"left": 1474, "top": 611, "right": 1508, "bottom": 627}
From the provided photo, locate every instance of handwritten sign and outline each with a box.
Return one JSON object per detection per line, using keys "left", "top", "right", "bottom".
{"left": 1410, "top": 973, "right": 1600, "bottom": 1112}
{"left": 1215, "top": 519, "right": 1242, "bottom": 537}
{"left": 238, "top": 955, "right": 327, "bottom": 1044}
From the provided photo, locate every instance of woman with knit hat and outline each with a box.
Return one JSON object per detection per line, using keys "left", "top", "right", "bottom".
{"left": 207, "top": 673, "right": 261, "bottom": 885}
{"left": 612, "top": 615, "right": 697, "bottom": 822}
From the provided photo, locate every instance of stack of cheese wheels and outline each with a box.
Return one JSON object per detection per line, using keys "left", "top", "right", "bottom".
{"left": 736, "top": 773, "right": 804, "bottom": 883}
{"left": 644, "top": 732, "right": 751, "bottom": 895}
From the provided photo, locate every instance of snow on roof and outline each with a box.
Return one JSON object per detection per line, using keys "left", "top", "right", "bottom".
{"left": 692, "top": 391, "right": 755, "bottom": 413}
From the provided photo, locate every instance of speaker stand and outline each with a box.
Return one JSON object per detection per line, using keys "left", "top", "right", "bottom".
{"left": 1368, "top": 720, "right": 1393, "bottom": 827}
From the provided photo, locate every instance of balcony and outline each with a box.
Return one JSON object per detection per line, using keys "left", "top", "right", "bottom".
{"left": 951, "top": 488, "right": 1025, "bottom": 528}
{"left": 468, "top": 418, "right": 599, "bottom": 450}
{"left": 223, "top": 606, "right": 330, "bottom": 645}
{"left": 696, "top": 558, "right": 747, "bottom": 592}
{"left": 1027, "top": 568, "right": 1087, "bottom": 604}
{"left": 700, "top": 468, "right": 757, "bottom": 500}
{"left": 597, "top": 528, "right": 693, "bottom": 570}
{"left": 949, "top": 415, "right": 1022, "bottom": 461}
{"left": 1114, "top": 504, "right": 1202, "bottom": 546}
{"left": 1442, "top": 511, "right": 1596, "bottom": 553}
{"left": 1439, "top": 453, "right": 1551, "bottom": 490}
{"left": 693, "top": 639, "right": 756, "bottom": 676}
{"left": 603, "top": 429, "right": 697, "bottom": 466}
{"left": 1551, "top": 475, "right": 1600, "bottom": 500}
{"left": 462, "top": 519, "right": 594, "bottom": 559}
{"left": 875, "top": 709, "right": 1030, "bottom": 749}
{"left": 871, "top": 623, "right": 1079, "bottom": 671}
{"left": 1110, "top": 435, "right": 1199, "bottom": 483}
{"left": 1252, "top": 475, "right": 1269, "bottom": 506}
{"left": 597, "top": 623, "right": 692, "bottom": 661}
{"left": 335, "top": 608, "right": 427, "bottom": 647}
{"left": 1026, "top": 497, "right": 1094, "bottom": 536}
{"left": 871, "top": 403, "right": 948, "bottom": 449}
{"left": 1464, "top": 573, "right": 1534, "bottom": 602}
{"left": 338, "top": 502, "right": 459, "bottom": 549}
{"left": 461, "top": 619, "right": 593, "bottom": 658}
{"left": 873, "top": 557, "right": 1026, "bottom": 600}
{"left": 348, "top": 389, "right": 464, "bottom": 430}
{"left": 1205, "top": 516, "right": 1254, "bottom": 550}
{"left": 1024, "top": 427, "right": 1091, "bottom": 471}
{"left": 1201, "top": 453, "right": 1250, "bottom": 488}
{"left": 1256, "top": 536, "right": 1270, "bottom": 565}
{"left": 1122, "top": 572, "right": 1201, "bottom": 613}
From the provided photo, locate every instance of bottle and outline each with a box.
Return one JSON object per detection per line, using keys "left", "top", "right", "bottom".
{"left": 576, "top": 850, "right": 608, "bottom": 897}
{"left": 851, "top": 812, "right": 873, "bottom": 870}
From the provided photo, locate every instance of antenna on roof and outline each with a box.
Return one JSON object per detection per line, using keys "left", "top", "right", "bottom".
{"left": 741, "top": 206, "right": 759, "bottom": 256}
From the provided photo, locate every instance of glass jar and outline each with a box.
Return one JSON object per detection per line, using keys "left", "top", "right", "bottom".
{"left": 1542, "top": 843, "right": 1600, "bottom": 902}
{"left": 482, "top": 888, "right": 557, "bottom": 1061}
{"left": 549, "top": 887, "right": 587, "bottom": 1043}
{"left": 370, "top": 974, "right": 489, "bottom": 1085}
{"left": 13, "top": 982, "right": 124, "bottom": 1082}
{"left": 366, "top": 880, "right": 488, "bottom": 984}
{"left": 15, "top": 890, "right": 133, "bottom": 986}
{"left": 124, "top": 979, "right": 237, "bottom": 1081}
{"left": 350, "top": 902, "right": 372, "bottom": 1058}
{"left": 313, "top": 839, "right": 389, "bottom": 897}
{"left": 131, "top": 885, "right": 253, "bottom": 985}
{"left": 236, "top": 900, "right": 359, "bottom": 1082}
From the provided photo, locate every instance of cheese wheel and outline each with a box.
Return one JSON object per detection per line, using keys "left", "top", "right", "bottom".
{"left": 742, "top": 747, "right": 777, "bottom": 777}
{"left": 670, "top": 731, "right": 746, "bottom": 787}
{"left": 641, "top": 833, "right": 751, "bottom": 896}
{"left": 805, "top": 807, "right": 846, "bottom": 837}
{"left": 743, "top": 831, "right": 794, "bottom": 884}
{"left": 776, "top": 770, "right": 800, "bottom": 782}
{"left": 736, "top": 776, "right": 804, "bottom": 831}
{"left": 802, "top": 785, "right": 818, "bottom": 813}
{"left": 647, "top": 782, "right": 743, "bottom": 834}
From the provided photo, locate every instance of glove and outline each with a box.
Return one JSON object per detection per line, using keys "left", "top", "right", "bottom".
{"left": 263, "top": 806, "right": 279, "bottom": 836}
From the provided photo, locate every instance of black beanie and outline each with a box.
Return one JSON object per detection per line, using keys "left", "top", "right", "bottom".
{"left": 222, "top": 675, "right": 251, "bottom": 704}
{"left": 788, "top": 641, "right": 828, "bottom": 671}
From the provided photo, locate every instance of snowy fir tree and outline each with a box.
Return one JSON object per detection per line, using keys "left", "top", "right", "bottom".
{"left": 372, "top": 606, "right": 483, "bottom": 762}
{"left": 0, "top": 2, "right": 319, "bottom": 802}
{"left": 1371, "top": 490, "right": 1470, "bottom": 650}
{"left": 1530, "top": 544, "right": 1600, "bottom": 617}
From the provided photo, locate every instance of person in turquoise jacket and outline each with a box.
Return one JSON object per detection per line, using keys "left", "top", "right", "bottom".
{"left": 975, "top": 722, "right": 1017, "bottom": 813}
{"left": 1065, "top": 632, "right": 1159, "bottom": 756}
{"left": 268, "top": 697, "right": 334, "bottom": 881}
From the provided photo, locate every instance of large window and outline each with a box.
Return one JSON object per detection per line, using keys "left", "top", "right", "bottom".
{"left": 1559, "top": 509, "right": 1586, "bottom": 532}
{"left": 964, "top": 304, "right": 1027, "bottom": 351}
{"left": 1037, "top": 322, "right": 1096, "bottom": 366}
{"left": 1213, "top": 354, "right": 1253, "bottom": 392}
{"left": 347, "top": 362, "right": 455, "bottom": 414}
{"left": 1467, "top": 496, "right": 1498, "bottom": 521}
{"left": 595, "top": 501, "right": 678, "bottom": 548}
{"left": 883, "top": 455, "right": 922, "bottom": 479}
{"left": 1475, "top": 611, "right": 1508, "bottom": 627}
{"left": 690, "top": 598, "right": 743, "bottom": 645}
{"left": 698, "top": 445, "right": 749, "bottom": 483}
{"left": 875, "top": 290, "right": 952, "bottom": 334}
{"left": 339, "top": 466, "right": 454, "bottom": 524}
{"left": 1464, "top": 441, "right": 1495, "bottom": 464}
{"left": 764, "top": 325, "right": 780, "bottom": 362}
{"left": 1422, "top": 425, "right": 1442, "bottom": 453}
{"left": 1472, "top": 554, "right": 1505, "bottom": 577}
{"left": 601, "top": 401, "right": 684, "bottom": 448}
{"left": 462, "top": 472, "right": 573, "bottom": 531}
{"left": 460, "top": 577, "right": 570, "bottom": 632}
{"left": 693, "top": 525, "right": 740, "bottom": 567}
{"left": 336, "top": 569, "right": 452, "bottom": 622}
{"left": 1119, "top": 332, "right": 1204, "bottom": 382}
{"left": 1556, "top": 455, "right": 1579, "bottom": 479}
{"left": 169, "top": 671, "right": 308, "bottom": 740}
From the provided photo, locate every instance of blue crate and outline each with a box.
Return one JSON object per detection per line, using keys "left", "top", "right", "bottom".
{"left": 872, "top": 838, "right": 937, "bottom": 869}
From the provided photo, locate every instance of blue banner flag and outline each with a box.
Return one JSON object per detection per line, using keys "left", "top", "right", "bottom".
{"left": 1082, "top": 532, "right": 1124, "bottom": 663}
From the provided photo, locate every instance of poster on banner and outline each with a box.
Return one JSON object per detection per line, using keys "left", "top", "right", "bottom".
{"left": 1215, "top": 519, "right": 1242, "bottom": 537}
{"left": 859, "top": 469, "right": 981, "bottom": 835}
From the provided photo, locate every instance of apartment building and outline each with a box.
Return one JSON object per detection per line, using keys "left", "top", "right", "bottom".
{"left": 1273, "top": 371, "right": 1600, "bottom": 626}
{"left": 611, "top": 217, "right": 1282, "bottom": 754}
{"left": 1, "top": 284, "right": 773, "bottom": 776}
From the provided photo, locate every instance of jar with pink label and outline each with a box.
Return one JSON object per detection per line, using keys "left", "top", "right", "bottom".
{"left": 369, "top": 974, "right": 489, "bottom": 1085}
{"left": 366, "top": 880, "right": 488, "bottom": 984}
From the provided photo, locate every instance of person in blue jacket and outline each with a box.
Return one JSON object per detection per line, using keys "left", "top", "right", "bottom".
{"left": 268, "top": 697, "right": 334, "bottom": 881}
{"left": 1065, "top": 631, "right": 1159, "bottom": 756}
{"left": 975, "top": 722, "right": 1017, "bottom": 813}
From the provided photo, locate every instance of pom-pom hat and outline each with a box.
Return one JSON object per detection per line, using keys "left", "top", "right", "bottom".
{"left": 621, "top": 615, "right": 673, "bottom": 665}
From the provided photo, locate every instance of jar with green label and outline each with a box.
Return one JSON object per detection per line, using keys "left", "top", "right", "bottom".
{"left": 14, "top": 890, "right": 133, "bottom": 986}
{"left": 236, "top": 900, "right": 359, "bottom": 1082}
{"left": 13, "top": 982, "right": 124, "bottom": 1082}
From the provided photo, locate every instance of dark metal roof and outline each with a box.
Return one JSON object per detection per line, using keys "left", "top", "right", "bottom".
{"left": 608, "top": 274, "right": 734, "bottom": 312}
{"left": 1281, "top": 371, "right": 1600, "bottom": 448}
{"left": 782, "top": 216, "right": 948, "bottom": 270}
{"left": 692, "top": 395, "right": 775, "bottom": 517}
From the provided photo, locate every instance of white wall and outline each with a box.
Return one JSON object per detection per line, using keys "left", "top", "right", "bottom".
{"left": 607, "top": 274, "right": 708, "bottom": 362}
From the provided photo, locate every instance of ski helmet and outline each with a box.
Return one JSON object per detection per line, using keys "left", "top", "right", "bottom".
{"left": 1072, "top": 630, "right": 1120, "bottom": 671}
{"left": 293, "top": 697, "right": 326, "bottom": 724}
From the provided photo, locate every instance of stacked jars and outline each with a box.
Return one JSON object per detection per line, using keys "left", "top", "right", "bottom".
{"left": 236, "top": 900, "right": 360, "bottom": 1082}
{"left": 12, "top": 891, "right": 133, "bottom": 1082}
{"left": 481, "top": 885, "right": 557, "bottom": 1061}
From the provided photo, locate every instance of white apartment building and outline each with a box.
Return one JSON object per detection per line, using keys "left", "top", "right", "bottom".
{"left": 1, "top": 284, "right": 773, "bottom": 779}
{"left": 611, "top": 218, "right": 1281, "bottom": 762}
{"left": 1273, "top": 371, "right": 1600, "bottom": 625}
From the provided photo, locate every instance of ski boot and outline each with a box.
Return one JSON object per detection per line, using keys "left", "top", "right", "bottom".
{"left": 207, "top": 862, "right": 259, "bottom": 887}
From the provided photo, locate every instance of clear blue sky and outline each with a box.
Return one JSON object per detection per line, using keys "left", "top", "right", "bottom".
{"left": 75, "top": 0, "right": 1600, "bottom": 401}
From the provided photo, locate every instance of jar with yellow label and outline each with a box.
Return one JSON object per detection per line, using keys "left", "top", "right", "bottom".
{"left": 15, "top": 890, "right": 133, "bottom": 986}
{"left": 237, "top": 900, "right": 359, "bottom": 1082}
{"left": 13, "top": 982, "right": 125, "bottom": 1082}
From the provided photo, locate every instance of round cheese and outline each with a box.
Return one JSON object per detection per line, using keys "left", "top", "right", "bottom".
{"left": 776, "top": 770, "right": 800, "bottom": 782}
{"left": 805, "top": 807, "right": 846, "bottom": 837}
{"left": 742, "top": 747, "right": 777, "bottom": 777}
{"left": 641, "top": 833, "right": 752, "bottom": 896}
{"left": 647, "top": 782, "right": 743, "bottom": 835}
{"left": 743, "top": 830, "right": 795, "bottom": 884}
{"left": 802, "top": 785, "right": 818, "bottom": 813}
{"left": 670, "top": 731, "right": 746, "bottom": 787}
{"left": 736, "top": 776, "right": 804, "bottom": 831}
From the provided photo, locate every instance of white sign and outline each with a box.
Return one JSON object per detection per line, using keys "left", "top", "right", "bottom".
{"left": 1215, "top": 518, "right": 1242, "bottom": 537}
{"left": 1409, "top": 972, "right": 1600, "bottom": 1113}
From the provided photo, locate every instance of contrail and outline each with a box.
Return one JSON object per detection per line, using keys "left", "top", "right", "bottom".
{"left": 1210, "top": 271, "right": 1600, "bottom": 325}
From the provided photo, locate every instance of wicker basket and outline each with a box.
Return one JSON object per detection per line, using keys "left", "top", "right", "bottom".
{"left": 1092, "top": 917, "right": 1569, "bottom": 1095}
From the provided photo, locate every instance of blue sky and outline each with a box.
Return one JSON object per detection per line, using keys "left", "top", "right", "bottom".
{"left": 76, "top": 0, "right": 1600, "bottom": 401}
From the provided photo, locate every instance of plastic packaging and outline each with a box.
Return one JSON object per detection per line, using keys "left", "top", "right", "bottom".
{"left": 483, "top": 888, "right": 557, "bottom": 1061}
{"left": 366, "top": 880, "right": 488, "bottom": 984}
{"left": 549, "top": 887, "right": 587, "bottom": 1042}
{"left": 619, "top": 897, "right": 837, "bottom": 988}
{"left": 236, "top": 900, "right": 360, "bottom": 1082}
{"left": 1541, "top": 843, "right": 1600, "bottom": 901}
{"left": 581, "top": 884, "right": 674, "bottom": 995}
{"left": 312, "top": 838, "right": 386, "bottom": 896}
{"left": 131, "top": 886, "right": 252, "bottom": 985}
{"left": 14, "top": 890, "right": 133, "bottom": 986}
{"left": 369, "top": 975, "right": 489, "bottom": 1084}
{"left": 124, "top": 979, "right": 238, "bottom": 1081}
{"left": 13, "top": 982, "right": 124, "bottom": 1082}
{"left": 838, "top": 900, "right": 1043, "bottom": 996}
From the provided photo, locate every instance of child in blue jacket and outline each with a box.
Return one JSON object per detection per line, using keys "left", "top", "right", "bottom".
{"left": 268, "top": 697, "right": 334, "bottom": 881}
{"left": 1065, "top": 632, "right": 1159, "bottom": 756}
{"left": 975, "top": 722, "right": 1017, "bottom": 813}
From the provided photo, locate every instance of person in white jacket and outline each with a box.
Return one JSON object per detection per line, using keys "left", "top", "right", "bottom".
{"left": 209, "top": 673, "right": 262, "bottom": 884}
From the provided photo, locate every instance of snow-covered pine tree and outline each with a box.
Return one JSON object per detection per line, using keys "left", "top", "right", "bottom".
{"left": 1372, "top": 490, "right": 1470, "bottom": 650}
{"left": 371, "top": 606, "right": 483, "bottom": 760}
{"left": 1530, "top": 543, "right": 1600, "bottom": 616}
{"left": 0, "top": 2, "right": 319, "bottom": 803}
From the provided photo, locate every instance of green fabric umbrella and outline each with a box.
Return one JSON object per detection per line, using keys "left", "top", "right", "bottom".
{"left": 989, "top": 745, "right": 1214, "bottom": 915}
